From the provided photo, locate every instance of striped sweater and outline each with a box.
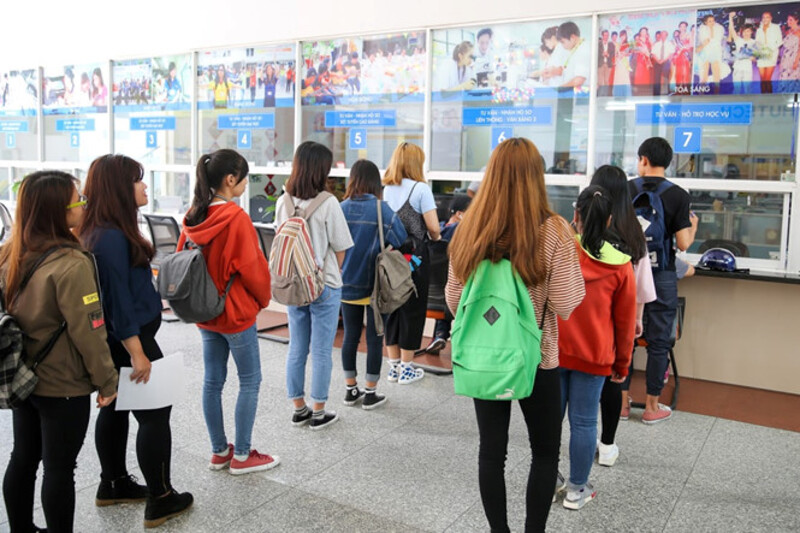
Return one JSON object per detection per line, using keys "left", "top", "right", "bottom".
{"left": 445, "top": 216, "right": 585, "bottom": 370}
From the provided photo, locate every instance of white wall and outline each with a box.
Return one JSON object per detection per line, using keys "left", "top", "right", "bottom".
{"left": 5, "top": 0, "right": 715, "bottom": 65}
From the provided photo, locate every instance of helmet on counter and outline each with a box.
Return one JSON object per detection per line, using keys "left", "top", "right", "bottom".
{"left": 697, "top": 248, "right": 737, "bottom": 272}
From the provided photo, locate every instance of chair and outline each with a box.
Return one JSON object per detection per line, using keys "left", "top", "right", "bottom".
{"left": 143, "top": 214, "right": 181, "bottom": 265}
{"left": 697, "top": 239, "right": 750, "bottom": 258}
{"left": 0, "top": 202, "right": 13, "bottom": 244}
{"left": 631, "top": 297, "right": 685, "bottom": 410}
{"left": 255, "top": 225, "right": 276, "bottom": 260}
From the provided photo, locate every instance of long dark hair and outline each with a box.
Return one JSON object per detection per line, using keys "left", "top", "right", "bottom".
{"left": 590, "top": 165, "right": 647, "bottom": 260}
{"left": 285, "top": 141, "right": 332, "bottom": 200}
{"left": 185, "top": 149, "right": 249, "bottom": 227}
{"left": 0, "top": 171, "right": 81, "bottom": 308}
{"left": 344, "top": 159, "right": 382, "bottom": 199}
{"left": 78, "top": 154, "right": 153, "bottom": 267}
{"left": 575, "top": 185, "right": 612, "bottom": 260}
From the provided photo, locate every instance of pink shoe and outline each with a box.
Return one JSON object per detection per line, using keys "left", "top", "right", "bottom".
{"left": 209, "top": 443, "right": 234, "bottom": 470}
{"left": 642, "top": 404, "right": 672, "bottom": 425}
{"left": 620, "top": 396, "right": 632, "bottom": 421}
{"left": 229, "top": 450, "right": 281, "bottom": 475}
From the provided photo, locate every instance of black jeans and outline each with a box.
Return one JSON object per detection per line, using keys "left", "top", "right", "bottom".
{"left": 341, "top": 303, "right": 385, "bottom": 384}
{"left": 433, "top": 318, "right": 452, "bottom": 341}
{"left": 473, "top": 368, "right": 561, "bottom": 533}
{"left": 95, "top": 317, "right": 173, "bottom": 497}
{"left": 599, "top": 377, "right": 621, "bottom": 445}
{"left": 3, "top": 395, "right": 90, "bottom": 533}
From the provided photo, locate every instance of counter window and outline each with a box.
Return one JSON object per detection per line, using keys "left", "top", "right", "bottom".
{"left": 152, "top": 171, "right": 190, "bottom": 215}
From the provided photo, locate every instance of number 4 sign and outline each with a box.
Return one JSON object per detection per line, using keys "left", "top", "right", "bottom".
{"left": 237, "top": 130, "right": 252, "bottom": 149}
{"left": 674, "top": 127, "right": 702, "bottom": 154}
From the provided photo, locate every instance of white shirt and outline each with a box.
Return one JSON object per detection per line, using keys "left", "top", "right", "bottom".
{"left": 652, "top": 40, "right": 676, "bottom": 62}
{"left": 561, "top": 39, "right": 590, "bottom": 88}
{"left": 756, "top": 23, "right": 782, "bottom": 65}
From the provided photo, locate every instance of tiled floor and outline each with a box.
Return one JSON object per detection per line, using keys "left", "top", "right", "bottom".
{"left": 1, "top": 320, "right": 799, "bottom": 533}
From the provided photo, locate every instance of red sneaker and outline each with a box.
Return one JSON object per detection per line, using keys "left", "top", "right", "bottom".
{"left": 209, "top": 444, "right": 234, "bottom": 471}
{"left": 229, "top": 450, "right": 281, "bottom": 475}
{"left": 620, "top": 396, "right": 632, "bottom": 421}
{"left": 642, "top": 404, "right": 673, "bottom": 425}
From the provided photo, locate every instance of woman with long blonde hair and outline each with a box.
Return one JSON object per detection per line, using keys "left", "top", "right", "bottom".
{"left": 382, "top": 142, "right": 441, "bottom": 385}
{"left": 446, "top": 138, "right": 584, "bottom": 533}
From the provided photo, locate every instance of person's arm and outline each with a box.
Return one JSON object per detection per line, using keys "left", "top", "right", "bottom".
{"left": 444, "top": 262, "right": 463, "bottom": 317}
{"left": 55, "top": 254, "right": 119, "bottom": 399}
{"left": 417, "top": 185, "right": 441, "bottom": 241}
{"left": 325, "top": 198, "right": 355, "bottom": 263}
{"left": 546, "top": 221, "right": 585, "bottom": 320}
{"left": 728, "top": 13, "right": 736, "bottom": 43}
{"left": 611, "top": 267, "right": 637, "bottom": 381}
{"left": 675, "top": 212, "right": 699, "bottom": 251}
{"left": 230, "top": 213, "right": 271, "bottom": 308}
{"left": 423, "top": 210, "right": 441, "bottom": 241}
{"left": 561, "top": 75, "right": 586, "bottom": 88}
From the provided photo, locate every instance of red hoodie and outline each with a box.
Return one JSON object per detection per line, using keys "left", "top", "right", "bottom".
{"left": 178, "top": 203, "right": 270, "bottom": 334}
{"left": 558, "top": 238, "right": 636, "bottom": 377}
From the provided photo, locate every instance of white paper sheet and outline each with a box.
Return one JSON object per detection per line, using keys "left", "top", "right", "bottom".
{"left": 115, "top": 352, "right": 184, "bottom": 411}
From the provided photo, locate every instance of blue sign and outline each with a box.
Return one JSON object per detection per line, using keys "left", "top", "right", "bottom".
{"left": 635, "top": 103, "right": 753, "bottom": 125}
{"left": 5, "top": 133, "right": 15, "bottom": 149}
{"left": 324, "top": 110, "right": 396, "bottom": 128}
{"left": 130, "top": 117, "right": 177, "bottom": 131}
{"left": 463, "top": 107, "right": 552, "bottom": 127}
{"left": 146, "top": 132, "right": 157, "bottom": 148}
{"left": 237, "top": 130, "right": 252, "bottom": 149}
{"left": 674, "top": 127, "right": 702, "bottom": 154}
{"left": 0, "top": 121, "right": 29, "bottom": 133}
{"left": 70, "top": 133, "right": 80, "bottom": 148}
{"left": 217, "top": 113, "right": 275, "bottom": 130}
{"left": 349, "top": 128, "right": 367, "bottom": 150}
{"left": 56, "top": 119, "right": 96, "bottom": 132}
{"left": 491, "top": 127, "right": 514, "bottom": 150}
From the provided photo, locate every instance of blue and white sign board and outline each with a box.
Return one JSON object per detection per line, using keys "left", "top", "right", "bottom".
{"left": 491, "top": 127, "right": 514, "bottom": 150}
{"left": 0, "top": 121, "right": 29, "bottom": 133}
{"left": 56, "top": 119, "right": 96, "bottom": 132}
{"left": 70, "top": 132, "right": 80, "bottom": 148}
{"left": 674, "top": 127, "right": 702, "bottom": 154}
{"left": 218, "top": 113, "right": 275, "bottom": 130}
{"left": 349, "top": 128, "right": 367, "bottom": 150}
{"left": 325, "top": 110, "right": 396, "bottom": 128}
{"left": 463, "top": 106, "right": 552, "bottom": 127}
{"left": 237, "top": 130, "right": 252, "bottom": 149}
{"left": 130, "top": 117, "right": 177, "bottom": 130}
{"left": 5, "top": 133, "right": 15, "bottom": 149}
{"left": 146, "top": 132, "right": 157, "bottom": 148}
{"left": 635, "top": 103, "right": 753, "bottom": 125}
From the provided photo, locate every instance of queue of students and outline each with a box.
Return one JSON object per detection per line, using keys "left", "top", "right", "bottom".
{"left": 1, "top": 135, "right": 694, "bottom": 532}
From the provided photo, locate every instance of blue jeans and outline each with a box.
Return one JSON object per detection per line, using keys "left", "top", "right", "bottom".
{"left": 286, "top": 286, "right": 342, "bottom": 404}
{"left": 341, "top": 303, "right": 385, "bottom": 384}
{"left": 201, "top": 324, "right": 262, "bottom": 456}
{"left": 560, "top": 369, "right": 606, "bottom": 488}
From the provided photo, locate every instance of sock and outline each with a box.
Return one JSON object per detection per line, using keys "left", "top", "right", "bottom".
{"left": 346, "top": 384, "right": 358, "bottom": 391}
{"left": 234, "top": 453, "right": 248, "bottom": 462}
{"left": 389, "top": 359, "right": 400, "bottom": 368}
{"left": 213, "top": 448, "right": 230, "bottom": 457}
{"left": 365, "top": 386, "right": 376, "bottom": 395}
{"left": 312, "top": 409, "right": 325, "bottom": 420}
{"left": 295, "top": 405, "right": 310, "bottom": 416}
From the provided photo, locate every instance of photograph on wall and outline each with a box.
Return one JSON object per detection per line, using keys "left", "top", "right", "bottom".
{"left": 597, "top": 10, "right": 696, "bottom": 97}
{"left": 431, "top": 18, "right": 592, "bottom": 101}
{"left": 0, "top": 67, "right": 38, "bottom": 115}
{"left": 695, "top": 3, "right": 800, "bottom": 95}
{"left": 42, "top": 63, "right": 109, "bottom": 112}
{"left": 197, "top": 45, "right": 295, "bottom": 109}
{"left": 301, "top": 32, "right": 426, "bottom": 105}
{"left": 112, "top": 54, "right": 191, "bottom": 110}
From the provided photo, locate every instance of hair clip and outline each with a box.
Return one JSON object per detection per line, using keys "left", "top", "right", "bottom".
{"left": 593, "top": 190, "right": 603, "bottom": 197}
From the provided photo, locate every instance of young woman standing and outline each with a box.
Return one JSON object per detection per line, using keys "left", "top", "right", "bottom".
{"left": 276, "top": 141, "right": 353, "bottom": 429}
{"left": 179, "top": 149, "right": 277, "bottom": 474}
{"left": 79, "top": 155, "right": 192, "bottom": 528}
{"left": 2, "top": 171, "right": 118, "bottom": 533}
{"left": 339, "top": 159, "right": 407, "bottom": 409}
{"left": 446, "top": 138, "right": 584, "bottom": 533}
{"left": 382, "top": 143, "right": 441, "bottom": 384}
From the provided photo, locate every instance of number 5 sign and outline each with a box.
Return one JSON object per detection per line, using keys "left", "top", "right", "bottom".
{"left": 349, "top": 128, "right": 367, "bottom": 150}
{"left": 674, "top": 127, "right": 702, "bottom": 154}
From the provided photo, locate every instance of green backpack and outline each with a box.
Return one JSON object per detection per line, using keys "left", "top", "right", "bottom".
{"left": 451, "top": 259, "right": 542, "bottom": 401}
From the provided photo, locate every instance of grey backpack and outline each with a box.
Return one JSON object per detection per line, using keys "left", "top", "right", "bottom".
{"left": 157, "top": 241, "right": 234, "bottom": 324}
{"left": 370, "top": 200, "right": 416, "bottom": 335}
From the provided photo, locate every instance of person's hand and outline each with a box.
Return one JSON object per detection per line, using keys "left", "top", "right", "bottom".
{"left": 130, "top": 355, "right": 151, "bottom": 384}
{"left": 689, "top": 211, "right": 699, "bottom": 228}
{"left": 635, "top": 319, "right": 644, "bottom": 338}
{"left": 462, "top": 79, "right": 476, "bottom": 90}
{"left": 610, "top": 371, "right": 625, "bottom": 384}
{"left": 97, "top": 392, "right": 117, "bottom": 408}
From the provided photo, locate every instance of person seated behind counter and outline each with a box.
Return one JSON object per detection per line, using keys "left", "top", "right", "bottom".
{"left": 418, "top": 194, "right": 471, "bottom": 355}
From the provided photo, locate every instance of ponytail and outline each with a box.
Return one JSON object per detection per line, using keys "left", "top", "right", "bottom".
{"left": 185, "top": 149, "right": 248, "bottom": 226}
{"left": 576, "top": 185, "right": 612, "bottom": 259}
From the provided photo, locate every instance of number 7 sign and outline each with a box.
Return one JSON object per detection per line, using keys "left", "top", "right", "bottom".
{"left": 674, "top": 127, "right": 702, "bottom": 154}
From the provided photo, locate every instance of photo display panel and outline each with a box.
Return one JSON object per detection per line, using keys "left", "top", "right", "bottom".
{"left": 112, "top": 54, "right": 192, "bottom": 165}
{"left": 300, "top": 32, "right": 427, "bottom": 168}
{"left": 0, "top": 66, "right": 38, "bottom": 161}
{"left": 430, "top": 18, "right": 592, "bottom": 173}
{"left": 198, "top": 44, "right": 296, "bottom": 166}
{"left": 42, "top": 62, "right": 109, "bottom": 161}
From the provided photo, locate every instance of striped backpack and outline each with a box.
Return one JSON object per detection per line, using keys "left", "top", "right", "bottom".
{"left": 269, "top": 191, "right": 333, "bottom": 306}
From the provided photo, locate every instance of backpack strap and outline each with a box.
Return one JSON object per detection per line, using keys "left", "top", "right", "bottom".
{"left": 376, "top": 199, "right": 386, "bottom": 253}
{"left": 652, "top": 178, "right": 674, "bottom": 196}
{"left": 298, "top": 191, "right": 334, "bottom": 220}
{"left": 405, "top": 182, "right": 420, "bottom": 205}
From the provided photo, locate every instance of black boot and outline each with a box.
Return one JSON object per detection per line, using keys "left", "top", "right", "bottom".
{"left": 95, "top": 474, "right": 148, "bottom": 506}
{"left": 144, "top": 489, "right": 194, "bottom": 528}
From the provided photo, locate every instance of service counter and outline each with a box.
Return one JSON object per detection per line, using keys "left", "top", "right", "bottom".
{"left": 661, "top": 271, "right": 800, "bottom": 395}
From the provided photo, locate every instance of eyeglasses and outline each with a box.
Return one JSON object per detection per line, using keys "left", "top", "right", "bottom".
{"left": 67, "top": 194, "right": 87, "bottom": 209}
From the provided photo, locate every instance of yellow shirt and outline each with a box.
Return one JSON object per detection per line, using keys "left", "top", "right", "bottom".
{"left": 341, "top": 297, "right": 370, "bottom": 305}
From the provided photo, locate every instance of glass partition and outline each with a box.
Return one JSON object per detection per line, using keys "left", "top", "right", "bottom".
{"left": 0, "top": 67, "right": 39, "bottom": 161}
{"left": 152, "top": 171, "right": 191, "bottom": 214}
{"left": 248, "top": 173, "right": 287, "bottom": 224}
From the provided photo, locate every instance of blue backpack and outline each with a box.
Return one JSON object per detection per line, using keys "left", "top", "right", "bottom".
{"left": 632, "top": 178, "right": 673, "bottom": 271}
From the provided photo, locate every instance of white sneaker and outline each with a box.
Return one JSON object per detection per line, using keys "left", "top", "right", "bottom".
{"left": 552, "top": 472, "right": 567, "bottom": 503}
{"left": 398, "top": 364, "right": 424, "bottom": 384}
{"left": 563, "top": 482, "right": 597, "bottom": 510}
{"left": 387, "top": 362, "right": 400, "bottom": 382}
{"left": 598, "top": 442, "right": 619, "bottom": 467}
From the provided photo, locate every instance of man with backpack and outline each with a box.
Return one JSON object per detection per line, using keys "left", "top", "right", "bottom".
{"left": 625, "top": 137, "right": 698, "bottom": 424}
